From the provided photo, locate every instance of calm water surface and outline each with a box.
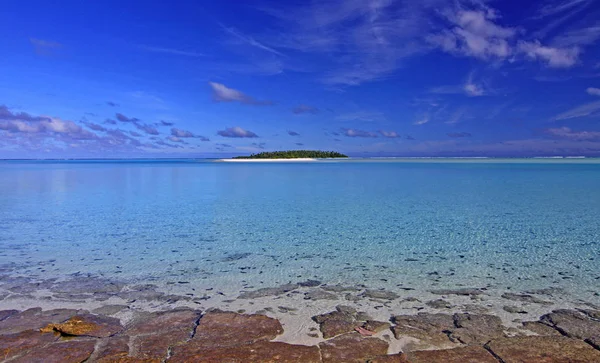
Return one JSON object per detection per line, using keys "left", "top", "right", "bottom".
{"left": 1, "top": 159, "right": 599, "bottom": 304}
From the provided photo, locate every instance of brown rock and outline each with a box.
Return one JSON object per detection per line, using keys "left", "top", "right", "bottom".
{"left": 313, "top": 310, "right": 355, "bottom": 324}
{"left": 540, "top": 309, "right": 600, "bottom": 341}
{"left": 486, "top": 335, "right": 600, "bottom": 363}
{"left": 10, "top": 340, "right": 96, "bottom": 363}
{"left": 391, "top": 313, "right": 456, "bottom": 349}
{"left": 0, "top": 308, "right": 80, "bottom": 335}
{"left": 188, "top": 311, "right": 283, "bottom": 349}
{"left": 367, "top": 353, "right": 410, "bottom": 362}
{"left": 586, "top": 335, "right": 600, "bottom": 350}
{"left": 521, "top": 321, "right": 562, "bottom": 336}
{"left": 132, "top": 333, "right": 190, "bottom": 361}
{"left": 449, "top": 313, "right": 505, "bottom": 345}
{"left": 0, "top": 309, "right": 19, "bottom": 321}
{"left": 408, "top": 346, "right": 497, "bottom": 363}
{"left": 170, "top": 340, "right": 320, "bottom": 363}
{"left": 126, "top": 309, "right": 200, "bottom": 336}
{"left": 319, "top": 332, "right": 389, "bottom": 363}
{"left": 41, "top": 313, "right": 122, "bottom": 337}
{"left": 320, "top": 319, "right": 360, "bottom": 338}
{"left": 95, "top": 336, "right": 130, "bottom": 362}
{"left": 0, "top": 329, "right": 59, "bottom": 360}
{"left": 363, "top": 320, "right": 391, "bottom": 334}
{"left": 126, "top": 309, "right": 201, "bottom": 360}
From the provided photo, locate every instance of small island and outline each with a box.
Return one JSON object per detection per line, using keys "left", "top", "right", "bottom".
{"left": 232, "top": 150, "right": 348, "bottom": 159}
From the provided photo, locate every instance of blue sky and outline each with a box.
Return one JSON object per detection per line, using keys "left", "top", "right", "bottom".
{"left": 1, "top": 0, "right": 600, "bottom": 158}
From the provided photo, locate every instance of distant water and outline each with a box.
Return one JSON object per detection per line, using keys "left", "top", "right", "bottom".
{"left": 1, "top": 159, "right": 599, "bottom": 304}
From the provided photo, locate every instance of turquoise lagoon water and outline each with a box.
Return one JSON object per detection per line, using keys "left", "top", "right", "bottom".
{"left": 0, "top": 159, "right": 599, "bottom": 305}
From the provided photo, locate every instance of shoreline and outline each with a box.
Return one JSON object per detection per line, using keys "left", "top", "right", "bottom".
{"left": 1, "top": 273, "right": 598, "bottom": 348}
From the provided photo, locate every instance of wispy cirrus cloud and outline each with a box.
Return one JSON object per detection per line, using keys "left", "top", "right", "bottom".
{"left": 447, "top": 132, "right": 472, "bottom": 138}
{"left": 217, "top": 126, "right": 258, "bottom": 138}
{"left": 139, "top": 45, "right": 204, "bottom": 57}
{"left": 220, "top": 24, "right": 285, "bottom": 56}
{"left": 551, "top": 100, "right": 600, "bottom": 120}
{"left": 292, "top": 104, "right": 318, "bottom": 114}
{"left": 29, "top": 38, "right": 62, "bottom": 56}
{"left": 336, "top": 111, "right": 386, "bottom": 123}
{"left": 544, "top": 126, "right": 600, "bottom": 140}
{"left": 208, "top": 82, "right": 272, "bottom": 105}
{"left": 414, "top": 114, "right": 429, "bottom": 125}
{"left": 287, "top": 130, "right": 300, "bottom": 136}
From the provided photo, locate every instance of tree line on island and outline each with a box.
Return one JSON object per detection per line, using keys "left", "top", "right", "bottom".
{"left": 233, "top": 150, "right": 348, "bottom": 159}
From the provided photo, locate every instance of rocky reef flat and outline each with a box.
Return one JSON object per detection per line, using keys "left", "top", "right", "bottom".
{"left": 1, "top": 305, "right": 600, "bottom": 362}
{"left": 1, "top": 273, "right": 599, "bottom": 362}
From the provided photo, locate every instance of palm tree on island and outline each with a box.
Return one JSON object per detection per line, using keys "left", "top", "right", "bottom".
{"left": 232, "top": 150, "right": 348, "bottom": 159}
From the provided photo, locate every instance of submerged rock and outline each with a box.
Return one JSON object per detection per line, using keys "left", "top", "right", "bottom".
{"left": 238, "top": 283, "right": 298, "bottom": 299}
{"left": 430, "top": 288, "right": 484, "bottom": 296}
{"left": 501, "top": 292, "right": 552, "bottom": 305}
{"left": 304, "top": 289, "right": 338, "bottom": 300}
{"left": 362, "top": 289, "right": 399, "bottom": 300}
{"left": 426, "top": 299, "right": 452, "bottom": 309}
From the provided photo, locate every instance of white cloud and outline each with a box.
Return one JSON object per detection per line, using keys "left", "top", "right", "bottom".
{"left": 533, "top": 0, "right": 591, "bottom": 19}
{"left": 342, "top": 128, "right": 378, "bottom": 138}
{"left": 431, "top": 72, "right": 486, "bottom": 97}
{"left": 379, "top": 130, "right": 400, "bottom": 138}
{"left": 217, "top": 126, "right": 259, "bottom": 138}
{"left": 552, "top": 100, "right": 600, "bottom": 120}
{"left": 428, "top": 9, "right": 516, "bottom": 60}
{"left": 336, "top": 111, "right": 386, "bottom": 123}
{"left": 220, "top": 24, "right": 285, "bottom": 56}
{"left": 208, "top": 82, "right": 272, "bottom": 105}
{"left": 414, "top": 114, "right": 429, "bottom": 125}
{"left": 517, "top": 40, "right": 580, "bottom": 68}
{"left": 139, "top": 45, "right": 204, "bottom": 57}
{"left": 463, "top": 74, "right": 485, "bottom": 96}
{"left": 544, "top": 126, "right": 600, "bottom": 140}
{"left": 586, "top": 87, "right": 600, "bottom": 96}
{"left": 551, "top": 25, "right": 600, "bottom": 47}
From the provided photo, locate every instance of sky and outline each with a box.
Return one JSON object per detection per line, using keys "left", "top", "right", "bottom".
{"left": 1, "top": 0, "right": 600, "bottom": 158}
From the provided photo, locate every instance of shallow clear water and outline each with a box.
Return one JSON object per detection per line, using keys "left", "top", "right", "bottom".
{"left": 1, "top": 159, "right": 599, "bottom": 304}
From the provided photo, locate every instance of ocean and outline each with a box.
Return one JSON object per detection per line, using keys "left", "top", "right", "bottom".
{"left": 1, "top": 158, "right": 599, "bottom": 328}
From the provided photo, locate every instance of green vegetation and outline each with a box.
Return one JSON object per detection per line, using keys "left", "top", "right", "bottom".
{"left": 232, "top": 150, "right": 348, "bottom": 159}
